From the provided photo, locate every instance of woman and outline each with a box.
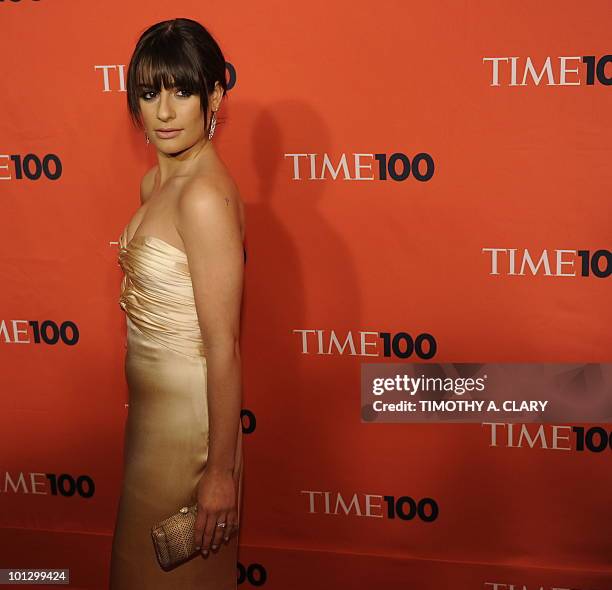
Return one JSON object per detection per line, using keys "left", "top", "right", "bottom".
{"left": 110, "top": 18, "right": 245, "bottom": 589}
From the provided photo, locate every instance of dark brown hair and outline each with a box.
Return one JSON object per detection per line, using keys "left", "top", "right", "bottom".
{"left": 126, "top": 18, "right": 228, "bottom": 134}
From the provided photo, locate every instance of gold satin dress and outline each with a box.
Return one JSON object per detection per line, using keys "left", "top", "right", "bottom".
{"left": 110, "top": 225, "right": 243, "bottom": 589}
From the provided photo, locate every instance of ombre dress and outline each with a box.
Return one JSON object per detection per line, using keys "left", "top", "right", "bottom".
{"left": 109, "top": 224, "right": 243, "bottom": 590}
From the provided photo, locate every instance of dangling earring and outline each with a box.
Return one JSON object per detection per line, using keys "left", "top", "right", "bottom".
{"left": 145, "top": 132, "right": 150, "bottom": 144}
{"left": 208, "top": 111, "right": 217, "bottom": 140}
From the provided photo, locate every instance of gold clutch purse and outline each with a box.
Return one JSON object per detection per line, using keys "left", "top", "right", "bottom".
{"left": 151, "top": 503, "right": 199, "bottom": 569}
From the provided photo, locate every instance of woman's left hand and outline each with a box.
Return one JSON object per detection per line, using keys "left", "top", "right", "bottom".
{"left": 193, "top": 466, "right": 239, "bottom": 556}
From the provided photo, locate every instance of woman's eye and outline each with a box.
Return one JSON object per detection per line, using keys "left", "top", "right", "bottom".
{"left": 139, "top": 89, "right": 191, "bottom": 100}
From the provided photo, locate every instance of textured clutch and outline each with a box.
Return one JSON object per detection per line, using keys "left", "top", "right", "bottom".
{"left": 151, "top": 503, "right": 199, "bottom": 569}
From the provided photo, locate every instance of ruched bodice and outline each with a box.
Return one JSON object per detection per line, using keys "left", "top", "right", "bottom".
{"left": 118, "top": 225, "right": 206, "bottom": 358}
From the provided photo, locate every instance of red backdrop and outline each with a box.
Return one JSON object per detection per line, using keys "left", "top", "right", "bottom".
{"left": 1, "top": 1, "right": 610, "bottom": 588}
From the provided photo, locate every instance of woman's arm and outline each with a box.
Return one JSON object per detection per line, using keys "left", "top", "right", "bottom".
{"left": 177, "top": 177, "right": 244, "bottom": 473}
{"left": 176, "top": 178, "right": 244, "bottom": 554}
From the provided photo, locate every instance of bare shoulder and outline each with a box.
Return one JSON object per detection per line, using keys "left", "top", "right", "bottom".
{"left": 177, "top": 174, "right": 244, "bottom": 238}
{"left": 140, "top": 165, "right": 158, "bottom": 205}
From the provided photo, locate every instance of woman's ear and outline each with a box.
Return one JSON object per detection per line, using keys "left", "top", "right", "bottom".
{"left": 212, "top": 81, "right": 223, "bottom": 109}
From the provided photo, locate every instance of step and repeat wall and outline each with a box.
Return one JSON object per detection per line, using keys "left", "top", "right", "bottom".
{"left": 1, "top": 1, "right": 611, "bottom": 589}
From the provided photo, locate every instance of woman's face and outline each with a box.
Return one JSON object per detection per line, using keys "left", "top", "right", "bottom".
{"left": 138, "top": 81, "right": 221, "bottom": 153}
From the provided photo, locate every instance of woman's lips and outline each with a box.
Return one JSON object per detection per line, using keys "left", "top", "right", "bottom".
{"left": 155, "top": 129, "right": 182, "bottom": 139}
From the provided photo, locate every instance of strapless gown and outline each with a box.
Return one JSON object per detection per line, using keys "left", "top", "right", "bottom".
{"left": 109, "top": 225, "right": 243, "bottom": 590}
